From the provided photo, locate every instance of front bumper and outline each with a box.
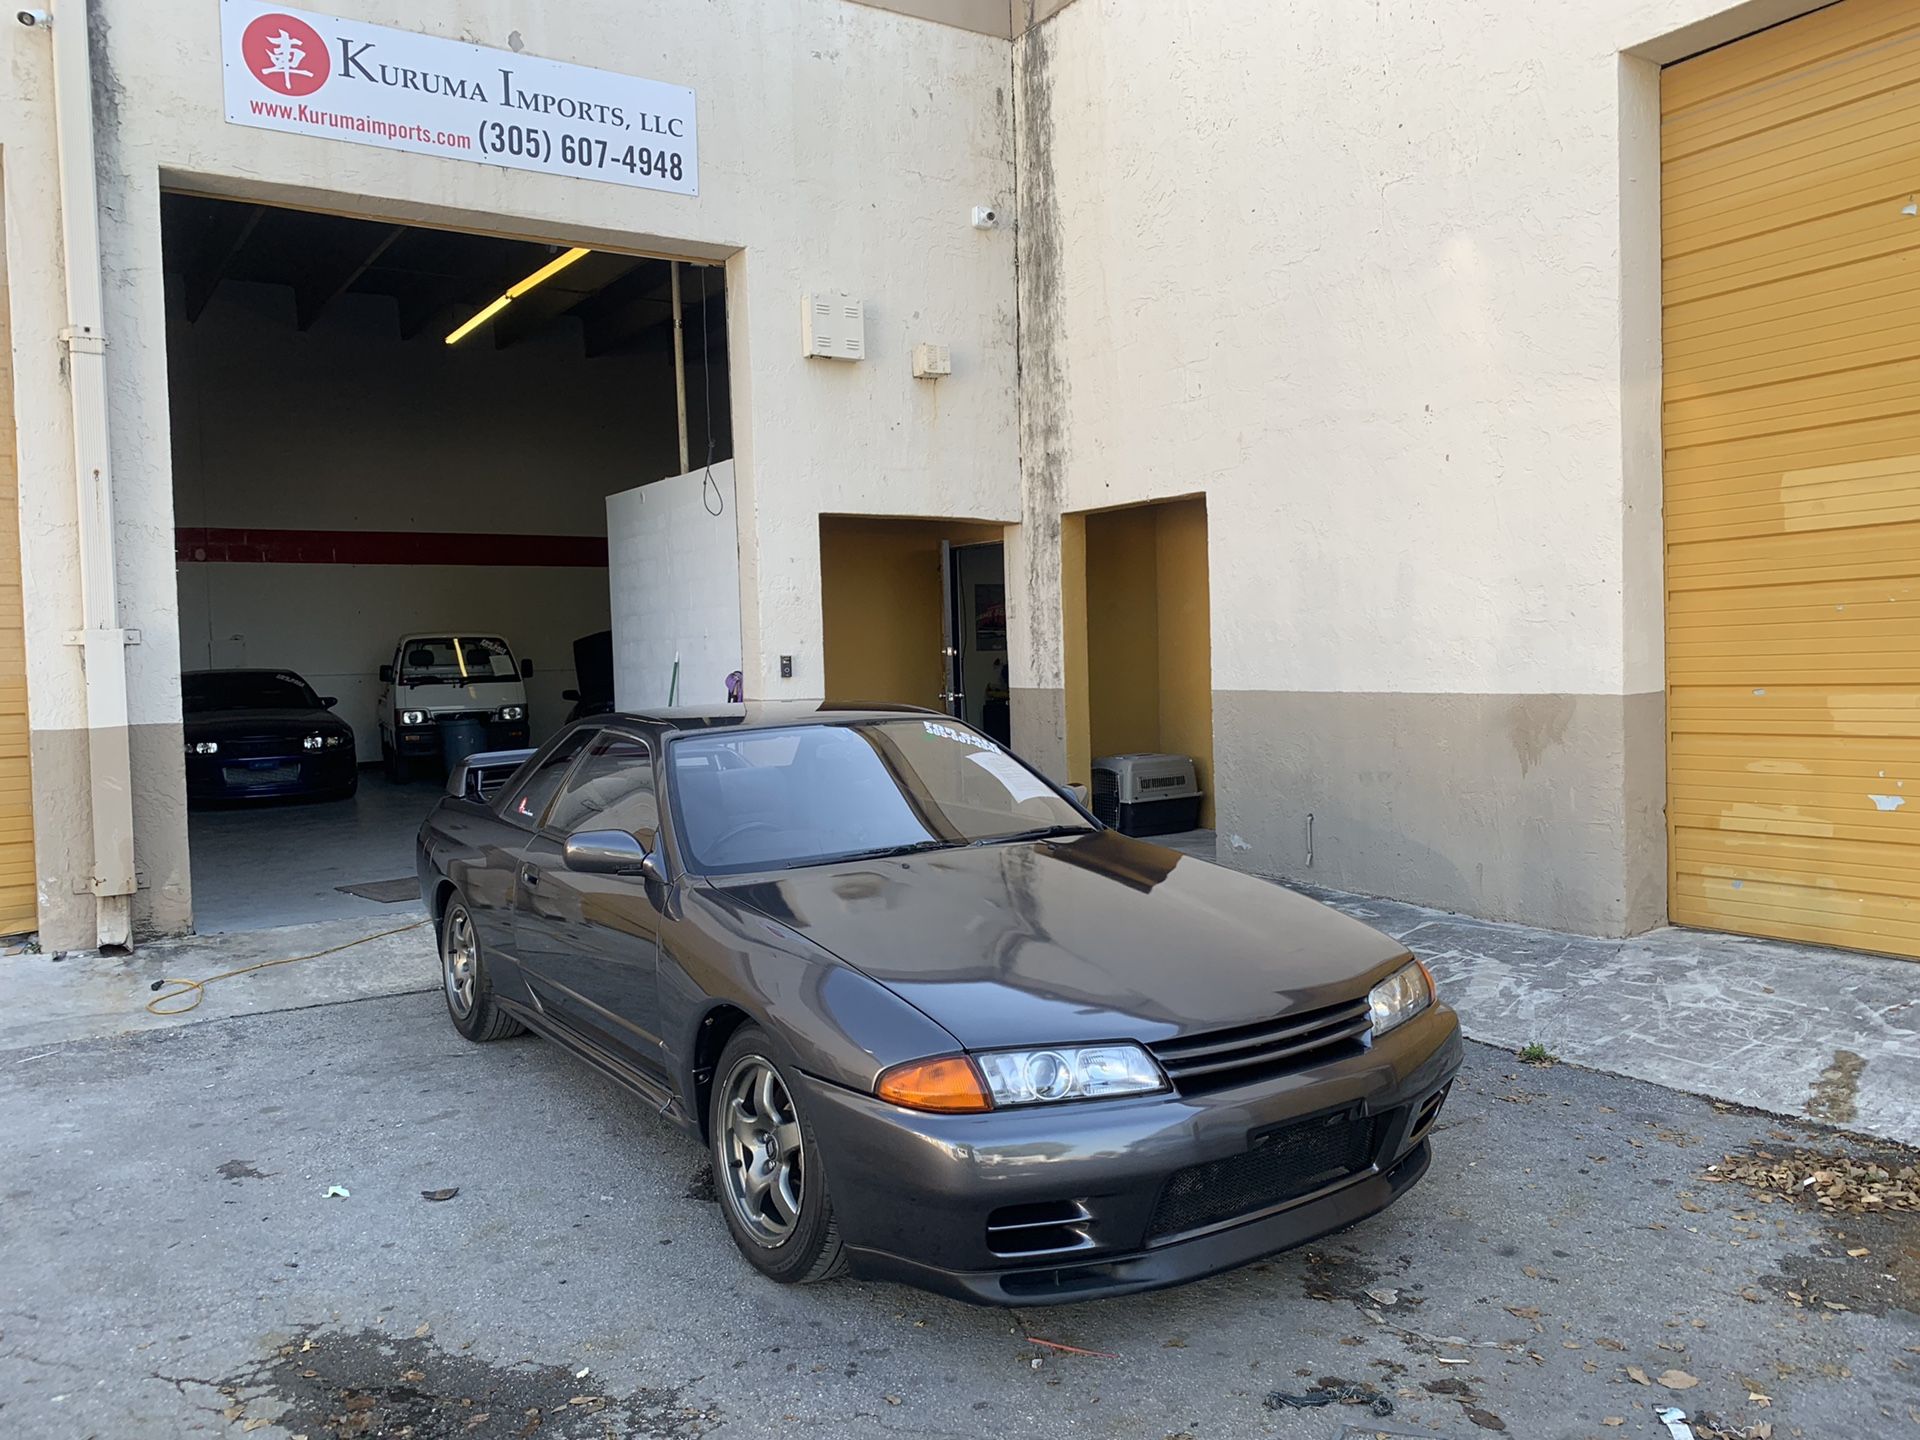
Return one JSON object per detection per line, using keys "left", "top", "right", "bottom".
{"left": 396, "top": 719, "right": 530, "bottom": 757}
{"left": 796, "top": 1004, "right": 1462, "bottom": 1305}
{"left": 185, "top": 749, "right": 358, "bottom": 802}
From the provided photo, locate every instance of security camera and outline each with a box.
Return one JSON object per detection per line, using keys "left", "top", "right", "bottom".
{"left": 16, "top": 9, "right": 50, "bottom": 26}
{"left": 971, "top": 206, "right": 998, "bottom": 231}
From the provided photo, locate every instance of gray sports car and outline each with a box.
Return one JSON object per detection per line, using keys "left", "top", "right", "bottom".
{"left": 416, "top": 704, "right": 1461, "bottom": 1304}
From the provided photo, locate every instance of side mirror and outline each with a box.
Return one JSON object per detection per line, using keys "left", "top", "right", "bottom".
{"left": 520, "top": 658, "right": 535, "bottom": 679}
{"left": 379, "top": 664, "right": 394, "bottom": 684}
{"left": 319, "top": 696, "right": 338, "bottom": 709}
{"left": 561, "top": 688, "right": 580, "bottom": 702}
{"left": 562, "top": 829, "right": 662, "bottom": 880}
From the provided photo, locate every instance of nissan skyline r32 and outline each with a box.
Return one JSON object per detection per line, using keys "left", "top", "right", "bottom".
{"left": 415, "top": 703, "right": 1461, "bottom": 1304}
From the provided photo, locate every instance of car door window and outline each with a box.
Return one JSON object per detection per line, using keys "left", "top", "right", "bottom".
{"left": 546, "top": 733, "right": 658, "bottom": 842}
{"left": 503, "top": 727, "right": 596, "bottom": 828}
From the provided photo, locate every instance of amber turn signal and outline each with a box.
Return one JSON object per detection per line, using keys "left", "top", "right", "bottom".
{"left": 876, "top": 1055, "right": 993, "bottom": 1113}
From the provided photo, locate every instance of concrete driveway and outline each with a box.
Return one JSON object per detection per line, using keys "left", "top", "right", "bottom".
{"left": 3, "top": 989, "right": 1915, "bottom": 1439}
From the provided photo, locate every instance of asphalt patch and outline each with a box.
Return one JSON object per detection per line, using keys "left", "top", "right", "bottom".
{"left": 196, "top": 1324, "right": 718, "bottom": 1438}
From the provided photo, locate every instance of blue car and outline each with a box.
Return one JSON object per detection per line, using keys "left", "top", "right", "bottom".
{"left": 183, "top": 668, "right": 358, "bottom": 804}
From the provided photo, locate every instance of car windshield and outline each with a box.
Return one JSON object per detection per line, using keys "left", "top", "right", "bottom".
{"left": 401, "top": 636, "right": 516, "bottom": 685}
{"left": 183, "top": 671, "right": 318, "bottom": 712}
{"left": 668, "top": 718, "right": 1094, "bottom": 874}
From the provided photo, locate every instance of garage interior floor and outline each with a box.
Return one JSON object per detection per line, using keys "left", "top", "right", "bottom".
{"left": 188, "top": 768, "right": 441, "bottom": 932}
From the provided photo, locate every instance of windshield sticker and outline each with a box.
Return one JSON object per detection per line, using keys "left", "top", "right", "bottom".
{"left": 923, "top": 720, "right": 994, "bottom": 751}
{"left": 969, "top": 749, "right": 1055, "bottom": 803}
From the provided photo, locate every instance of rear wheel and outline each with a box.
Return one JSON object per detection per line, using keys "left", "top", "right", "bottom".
{"left": 439, "top": 897, "right": 522, "bottom": 1041}
{"left": 709, "top": 1026, "right": 847, "bottom": 1284}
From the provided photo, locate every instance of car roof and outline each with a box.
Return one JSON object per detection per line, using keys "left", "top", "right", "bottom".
{"left": 598, "top": 701, "right": 942, "bottom": 732}
{"left": 183, "top": 667, "right": 310, "bottom": 679}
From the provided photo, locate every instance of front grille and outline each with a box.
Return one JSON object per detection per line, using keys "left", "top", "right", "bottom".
{"left": 222, "top": 762, "right": 302, "bottom": 787}
{"left": 986, "top": 1199, "right": 1095, "bottom": 1258}
{"left": 1146, "top": 1111, "right": 1379, "bottom": 1241}
{"left": 213, "top": 736, "right": 299, "bottom": 761}
{"left": 1148, "top": 998, "right": 1372, "bottom": 1094}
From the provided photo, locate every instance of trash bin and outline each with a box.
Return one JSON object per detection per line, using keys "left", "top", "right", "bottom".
{"left": 439, "top": 716, "right": 488, "bottom": 772}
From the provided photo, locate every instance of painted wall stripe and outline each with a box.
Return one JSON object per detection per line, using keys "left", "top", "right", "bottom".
{"left": 175, "top": 527, "right": 609, "bottom": 568}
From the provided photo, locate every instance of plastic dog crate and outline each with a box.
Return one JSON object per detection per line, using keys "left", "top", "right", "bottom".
{"left": 1089, "top": 753, "right": 1202, "bottom": 837}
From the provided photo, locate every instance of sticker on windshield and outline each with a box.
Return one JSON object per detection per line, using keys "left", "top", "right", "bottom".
{"left": 923, "top": 720, "right": 994, "bottom": 751}
{"left": 969, "top": 749, "right": 1055, "bottom": 803}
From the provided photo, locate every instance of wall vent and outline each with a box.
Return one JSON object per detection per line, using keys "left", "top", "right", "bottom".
{"left": 802, "top": 292, "right": 866, "bottom": 360}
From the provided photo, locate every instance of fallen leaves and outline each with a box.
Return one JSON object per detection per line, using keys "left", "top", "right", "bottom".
{"left": 1702, "top": 1149, "right": 1920, "bottom": 1212}
{"left": 1658, "top": 1369, "right": 1700, "bottom": 1390}
{"left": 421, "top": 1187, "right": 460, "bottom": 1202}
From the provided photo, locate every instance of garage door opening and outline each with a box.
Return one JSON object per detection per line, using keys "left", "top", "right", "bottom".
{"left": 1064, "top": 496, "right": 1214, "bottom": 830}
{"left": 819, "top": 517, "right": 1007, "bottom": 726}
{"left": 161, "top": 194, "right": 730, "bottom": 931}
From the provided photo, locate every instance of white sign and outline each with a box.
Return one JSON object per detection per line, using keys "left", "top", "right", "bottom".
{"left": 220, "top": 1, "right": 698, "bottom": 194}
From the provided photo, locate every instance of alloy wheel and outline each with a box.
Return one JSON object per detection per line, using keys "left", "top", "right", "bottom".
{"left": 719, "top": 1055, "right": 804, "bottom": 1246}
{"left": 442, "top": 908, "right": 477, "bottom": 1018}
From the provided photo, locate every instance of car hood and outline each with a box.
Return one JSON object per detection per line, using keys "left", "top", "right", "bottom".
{"left": 715, "top": 830, "right": 1411, "bottom": 1049}
{"left": 185, "top": 707, "right": 344, "bottom": 739}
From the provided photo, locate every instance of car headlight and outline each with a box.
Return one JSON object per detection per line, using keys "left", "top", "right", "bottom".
{"left": 496, "top": 704, "right": 526, "bottom": 722}
{"left": 1368, "top": 960, "right": 1435, "bottom": 1038}
{"left": 876, "top": 1043, "right": 1166, "bottom": 1113}
{"left": 186, "top": 741, "right": 218, "bottom": 755}
{"left": 303, "top": 735, "right": 324, "bottom": 750}
{"left": 400, "top": 710, "right": 426, "bottom": 726}
{"left": 324, "top": 732, "right": 351, "bottom": 748}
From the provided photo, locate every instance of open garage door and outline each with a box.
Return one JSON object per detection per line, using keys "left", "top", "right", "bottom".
{"left": 161, "top": 195, "right": 730, "bottom": 931}
{"left": 1662, "top": 0, "right": 1920, "bottom": 958}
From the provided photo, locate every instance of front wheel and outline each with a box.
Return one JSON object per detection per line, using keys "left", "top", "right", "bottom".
{"left": 439, "top": 897, "right": 522, "bottom": 1042}
{"left": 709, "top": 1027, "right": 847, "bottom": 1285}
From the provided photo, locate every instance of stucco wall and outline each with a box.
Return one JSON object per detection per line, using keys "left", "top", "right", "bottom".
{"left": 1009, "top": 0, "right": 1827, "bottom": 933}
{"left": 1, "top": 0, "right": 1018, "bottom": 945}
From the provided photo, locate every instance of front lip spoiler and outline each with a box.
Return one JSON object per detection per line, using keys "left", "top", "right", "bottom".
{"left": 841, "top": 1139, "right": 1432, "bottom": 1306}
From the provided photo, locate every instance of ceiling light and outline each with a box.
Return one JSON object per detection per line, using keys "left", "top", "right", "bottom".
{"left": 445, "top": 246, "right": 591, "bottom": 345}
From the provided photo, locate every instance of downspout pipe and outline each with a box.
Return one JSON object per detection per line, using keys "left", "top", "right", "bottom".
{"left": 47, "top": 2, "right": 137, "bottom": 948}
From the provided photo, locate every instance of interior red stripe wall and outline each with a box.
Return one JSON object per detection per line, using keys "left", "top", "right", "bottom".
{"left": 176, "top": 527, "right": 609, "bottom": 567}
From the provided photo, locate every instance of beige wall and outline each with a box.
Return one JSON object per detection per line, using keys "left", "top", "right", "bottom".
{"left": 1007, "top": 0, "right": 1830, "bottom": 934}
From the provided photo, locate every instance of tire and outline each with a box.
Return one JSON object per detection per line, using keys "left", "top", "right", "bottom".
{"left": 709, "top": 1026, "right": 847, "bottom": 1285}
{"left": 438, "top": 896, "right": 523, "bottom": 1042}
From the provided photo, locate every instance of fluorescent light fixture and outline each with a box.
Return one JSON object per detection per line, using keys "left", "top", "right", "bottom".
{"left": 444, "top": 246, "right": 592, "bottom": 345}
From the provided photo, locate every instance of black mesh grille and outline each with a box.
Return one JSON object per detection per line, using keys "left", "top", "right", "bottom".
{"left": 1146, "top": 1111, "right": 1379, "bottom": 1241}
{"left": 1147, "top": 998, "right": 1372, "bottom": 1095}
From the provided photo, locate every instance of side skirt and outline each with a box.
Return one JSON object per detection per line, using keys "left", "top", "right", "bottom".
{"left": 498, "top": 997, "right": 696, "bottom": 1133}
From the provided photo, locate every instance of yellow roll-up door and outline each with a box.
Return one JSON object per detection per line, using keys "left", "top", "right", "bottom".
{"left": 1663, "top": 0, "right": 1920, "bottom": 959}
{"left": 0, "top": 378, "right": 33, "bottom": 934}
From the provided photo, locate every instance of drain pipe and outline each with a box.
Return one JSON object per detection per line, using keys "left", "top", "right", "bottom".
{"left": 47, "top": 2, "right": 138, "bottom": 948}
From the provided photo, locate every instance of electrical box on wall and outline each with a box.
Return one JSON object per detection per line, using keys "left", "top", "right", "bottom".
{"left": 801, "top": 293, "right": 865, "bottom": 360}
{"left": 912, "top": 343, "right": 952, "bottom": 379}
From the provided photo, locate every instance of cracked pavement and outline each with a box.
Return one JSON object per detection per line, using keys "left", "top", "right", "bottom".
{"left": 2, "top": 989, "right": 1916, "bottom": 1439}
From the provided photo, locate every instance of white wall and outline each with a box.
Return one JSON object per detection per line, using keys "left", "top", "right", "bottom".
{"left": 609, "top": 462, "right": 743, "bottom": 711}
{"left": 167, "top": 278, "right": 688, "bottom": 758}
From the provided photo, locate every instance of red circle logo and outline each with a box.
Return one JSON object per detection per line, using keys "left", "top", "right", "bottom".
{"left": 242, "top": 14, "right": 330, "bottom": 97}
